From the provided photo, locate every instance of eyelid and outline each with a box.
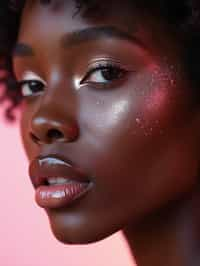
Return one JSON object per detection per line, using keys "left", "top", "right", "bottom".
{"left": 85, "top": 58, "right": 134, "bottom": 72}
{"left": 80, "top": 58, "right": 133, "bottom": 84}
{"left": 21, "top": 70, "right": 47, "bottom": 85}
{"left": 81, "top": 62, "right": 123, "bottom": 84}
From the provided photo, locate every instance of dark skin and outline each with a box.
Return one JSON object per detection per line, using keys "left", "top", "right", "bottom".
{"left": 12, "top": 0, "right": 200, "bottom": 265}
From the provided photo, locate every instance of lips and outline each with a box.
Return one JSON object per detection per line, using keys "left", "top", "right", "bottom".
{"left": 29, "top": 155, "right": 93, "bottom": 209}
{"left": 29, "top": 155, "right": 91, "bottom": 189}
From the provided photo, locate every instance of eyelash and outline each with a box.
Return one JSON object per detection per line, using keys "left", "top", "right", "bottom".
{"left": 81, "top": 62, "right": 128, "bottom": 85}
{"left": 16, "top": 62, "right": 129, "bottom": 97}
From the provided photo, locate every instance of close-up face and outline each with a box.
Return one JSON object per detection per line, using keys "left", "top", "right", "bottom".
{"left": 12, "top": 0, "right": 200, "bottom": 244}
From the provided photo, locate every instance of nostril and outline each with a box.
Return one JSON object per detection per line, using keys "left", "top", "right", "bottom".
{"left": 29, "top": 129, "right": 64, "bottom": 145}
{"left": 47, "top": 129, "right": 64, "bottom": 140}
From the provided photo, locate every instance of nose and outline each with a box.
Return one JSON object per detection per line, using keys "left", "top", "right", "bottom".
{"left": 28, "top": 68, "right": 80, "bottom": 145}
{"left": 30, "top": 115, "right": 79, "bottom": 145}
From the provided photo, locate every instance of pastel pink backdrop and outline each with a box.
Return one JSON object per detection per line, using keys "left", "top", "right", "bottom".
{"left": 0, "top": 102, "right": 135, "bottom": 266}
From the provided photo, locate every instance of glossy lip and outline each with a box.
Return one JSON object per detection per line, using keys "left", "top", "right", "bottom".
{"left": 35, "top": 182, "right": 93, "bottom": 209}
{"left": 29, "top": 154, "right": 91, "bottom": 189}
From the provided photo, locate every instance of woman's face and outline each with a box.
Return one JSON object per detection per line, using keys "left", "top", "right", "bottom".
{"left": 13, "top": 0, "right": 200, "bottom": 244}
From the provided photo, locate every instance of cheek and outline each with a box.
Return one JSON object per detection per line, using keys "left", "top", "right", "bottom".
{"left": 76, "top": 69, "right": 196, "bottom": 198}
{"left": 77, "top": 68, "right": 186, "bottom": 144}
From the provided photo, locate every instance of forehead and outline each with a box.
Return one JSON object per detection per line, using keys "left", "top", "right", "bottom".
{"left": 19, "top": 0, "right": 143, "bottom": 36}
{"left": 23, "top": 0, "right": 139, "bottom": 18}
{"left": 18, "top": 0, "right": 166, "bottom": 55}
{"left": 16, "top": 0, "right": 180, "bottom": 62}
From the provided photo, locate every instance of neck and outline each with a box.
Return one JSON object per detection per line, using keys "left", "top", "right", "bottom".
{"left": 123, "top": 189, "right": 200, "bottom": 266}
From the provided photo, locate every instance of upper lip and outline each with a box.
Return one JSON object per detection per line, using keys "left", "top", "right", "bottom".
{"left": 29, "top": 154, "right": 90, "bottom": 189}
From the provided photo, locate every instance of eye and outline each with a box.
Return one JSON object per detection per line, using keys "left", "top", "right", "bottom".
{"left": 17, "top": 71, "right": 46, "bottom": 97}
{"left": 80, "top": 62, "right": 129, "bottom": 86}
{"left": 19, "top": 80, "right": 45, "bottom": 97}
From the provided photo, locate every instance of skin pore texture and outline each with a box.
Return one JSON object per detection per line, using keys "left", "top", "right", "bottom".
{"left": 12, "top": 0, "right": 200, "bottom": 265}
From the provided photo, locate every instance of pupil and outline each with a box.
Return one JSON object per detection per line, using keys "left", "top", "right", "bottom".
{"left": 30, "top": 81, "right": 43, "bottom": 92}
{"left": 102, "top": 68, "right": 122, "bottom": 81}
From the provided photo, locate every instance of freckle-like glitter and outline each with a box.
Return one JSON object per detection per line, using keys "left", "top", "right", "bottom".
{"left": 136, "top": 118, "right": 141, "bottom": 124}
{"left": 146, "top": 87, "right": 167, "bottom": 111}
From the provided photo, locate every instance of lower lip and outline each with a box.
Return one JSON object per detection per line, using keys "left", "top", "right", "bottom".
{"left": 35, "top": 181, "right": 92, "bottom": 209}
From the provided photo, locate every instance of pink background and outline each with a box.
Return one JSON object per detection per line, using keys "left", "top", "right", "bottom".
{"left": 0, "top": 102, "right": 135, "bottom": 266}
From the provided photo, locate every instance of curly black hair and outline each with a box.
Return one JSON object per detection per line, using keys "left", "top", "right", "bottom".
{"left": 0, "top": 0, "right": 200, "bottom": 122}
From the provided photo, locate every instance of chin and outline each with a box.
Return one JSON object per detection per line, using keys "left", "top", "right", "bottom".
{"left": 46, "top": 214, "right": 119, "bottom": 245}
{"left": 49, "top": 223, "right": 116, "bottom": 245}
{"left": 44, "top": 202, "right": 127, "bottom": 245}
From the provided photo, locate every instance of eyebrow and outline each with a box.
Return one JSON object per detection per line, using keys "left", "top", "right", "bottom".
{"left": 13, "top": 25, "right": 145, "bottom": 57}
